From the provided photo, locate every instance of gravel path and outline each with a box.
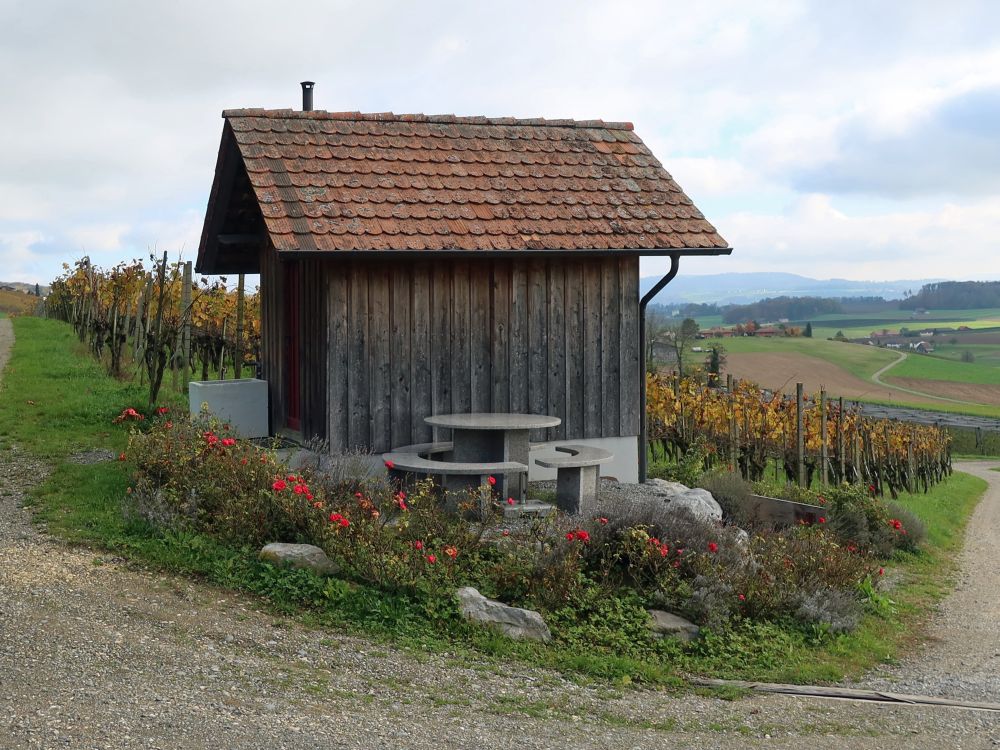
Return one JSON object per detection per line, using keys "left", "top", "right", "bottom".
{"left": 2, "top": 323, "right": 1000, "bottom": 748}
{"left": 855, "top": 459, "right": 1000, "bottom": 702}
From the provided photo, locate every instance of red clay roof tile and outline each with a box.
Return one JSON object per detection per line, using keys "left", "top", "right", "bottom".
{"left": 217, "top": 110, "right": 727, "bottom": 253}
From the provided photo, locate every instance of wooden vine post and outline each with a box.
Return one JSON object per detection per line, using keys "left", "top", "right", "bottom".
{"left": 907, "top": 427, "right": 916, "bottom": 494}
{"left": 180, "top": 261, "right": 193, "bottom": 379}
{"left": 837, "top": 396, "right": 845, "bottom": 482}
{"left": 234, "top": 273, "right": 245, "bottom": 379}
{"left": 796, "top": 382, "right": 805, "bottom": 487}
{"left": 820, "top": 388, "right": 828, "bottom": 486}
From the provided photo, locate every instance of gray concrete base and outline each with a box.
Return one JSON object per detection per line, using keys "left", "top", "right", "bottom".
{"left": 529, "top": 435, "right": 638, "bottom": 484}
{"left": 189, "top": 379, "right": 269, "bottom": 438}
{"left": 555, "top": 464, "right": 600, "bottom": 515}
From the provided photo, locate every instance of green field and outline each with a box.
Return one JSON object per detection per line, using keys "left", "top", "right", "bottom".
{"left": 925, "top": 343, "right": 1000, "bottom": 368}
{"left": 709, "top": 335, "right": 899, "bottom": 381}
{"left": 889, "top": 353, "right": 1000, "bottom": 385}
{"left": 809, "top": 309, "right": 1000, "bottom": 341}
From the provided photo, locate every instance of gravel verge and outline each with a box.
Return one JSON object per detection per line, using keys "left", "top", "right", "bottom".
{"left": 852, "top": 459, "right": 1000, "bottom": 703}
{"left": 2, "top": 322, "right": 1000, "bottom": 748}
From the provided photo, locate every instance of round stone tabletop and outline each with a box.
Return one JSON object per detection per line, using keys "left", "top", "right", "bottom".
{"left": 425, "top": 412, "right": 561, "bottom": 430}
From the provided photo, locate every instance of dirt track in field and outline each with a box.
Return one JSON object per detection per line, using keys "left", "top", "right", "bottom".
{"left": 723, "top": 351, "right": 952, "bottom": 405}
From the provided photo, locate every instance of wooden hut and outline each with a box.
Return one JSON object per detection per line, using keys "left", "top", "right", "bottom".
{"left": 195, "top": 107, "right": 729, "bottom": 481}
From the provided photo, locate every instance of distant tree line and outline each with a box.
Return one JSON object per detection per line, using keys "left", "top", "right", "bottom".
{"left": 721, "top": 296, "right": 843, "bottom": 324}
{"left": 899, "top": 281, "right": 1000, "bottom": 310}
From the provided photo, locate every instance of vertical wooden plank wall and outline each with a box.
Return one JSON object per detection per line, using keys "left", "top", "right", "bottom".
{"left": 258, "top": 246, "right": 284, "bottom": 433}
{"left": 324, "top": 256, "right": 641, "bottom": 454}
{"left": 300, "top": 258, "right": 328, "bottom": 440}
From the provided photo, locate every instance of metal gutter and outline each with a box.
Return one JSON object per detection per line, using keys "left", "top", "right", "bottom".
{"left": 637, "top": 254, "right": 681, "bottom": 483}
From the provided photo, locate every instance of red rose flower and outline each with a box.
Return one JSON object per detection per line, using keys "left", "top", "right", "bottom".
{"left": 384, "top": 459, "right": 395, "bottom": 469}
{"left": 425, "top": 554, "right": 437, "bottom": 564}
{"left": 272, "top": 479, "right": 287, "bottom": 492}
{"left": 487, "top": 476, "right": 496, "bottom": 486}
{"left": 414, "top": 540, "right": 424, "bottom": 550}
{"left": 707, "top": 542, "right": 719, "bottom": 553}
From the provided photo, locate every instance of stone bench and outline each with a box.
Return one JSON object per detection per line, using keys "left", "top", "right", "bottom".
{"left": 534, "top": 445, "right": 612, "bottom": 515}
{"left": 392, "top": 441, "right": 454, "bottom": 459}
{"left": 383, "top": 450, "right": 528, "bottom": 496}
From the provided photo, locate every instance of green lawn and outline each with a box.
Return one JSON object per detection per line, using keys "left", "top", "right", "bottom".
{"left": 0, "top": 316, "right": 991, "bottom": 687}
{"left": 0, "top": 317, "right": 158, "bottom": 458}
{"left": 715, "top": 336, "right": 899, "bottom": 381}
{"left": 888, "top": 352, "right": 1000, "bottom": 385}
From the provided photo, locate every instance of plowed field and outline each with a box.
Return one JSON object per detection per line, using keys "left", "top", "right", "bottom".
{"left": 725, "top": 351, "right": 949, "bottom": 406}
{"left": 886, "top": 376, "right": 1000, "bottom": 407}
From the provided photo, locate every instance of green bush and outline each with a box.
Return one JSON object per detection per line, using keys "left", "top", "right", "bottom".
{"left": 698, "top": 470, "right": 755, "bottom": 525}
{"left": 648, "top": 438, "right": 710, "bottom": 487}
{"left": 125, "top": 416, "right": 879, "bottom": 636}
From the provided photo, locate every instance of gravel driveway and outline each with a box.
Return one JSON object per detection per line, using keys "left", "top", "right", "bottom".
{"left": 2, "top": 319, "right": 1000, "bottom": 749}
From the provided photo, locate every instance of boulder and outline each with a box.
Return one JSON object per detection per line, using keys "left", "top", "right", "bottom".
{"left": 645, "top": 478, "right": 689, "bottom": 496}
{"left": 259, "top": 543, "right": 339, "bottom": 576}
{"left": 647, "top": 610, "right": 700, "bottom": 642}
{"left": 670, "top": 488, "right": 723, "bottom": 522}
{"left": 645, "top": 480, "right": 723, "bottom": 522}
{"left": 455, "top": 587, "right": 552, "bottom": 642}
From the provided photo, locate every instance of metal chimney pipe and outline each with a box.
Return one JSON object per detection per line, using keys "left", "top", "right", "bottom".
{"left": 300, "top": 81, "right": 315, "bottom": 111}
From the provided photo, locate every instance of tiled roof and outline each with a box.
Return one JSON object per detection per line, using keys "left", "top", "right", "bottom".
{"left": 224, "top": 109, "right": 729, "bottom": 252}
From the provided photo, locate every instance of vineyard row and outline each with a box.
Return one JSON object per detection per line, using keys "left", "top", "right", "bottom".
{"left": 646, "top": 373, "right": 951, "bottom": 497}
{"left": 44, "top": 255, "right": 261, "bottom": 405}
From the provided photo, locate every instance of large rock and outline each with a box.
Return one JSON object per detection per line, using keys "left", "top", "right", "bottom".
{"left": 671, "top": 488, "right": 723, "bottom": 522}
{"left": 645, "top": 479, "right": 690, "bottom": 496}
{"left": 647, "top": 610, "right": 700, "bottom": 642}
{"left": 645, "top": 480, "right": 723, "bottom": 522}
{"left": 259, "top": 543, "right": 339, "bottom": 576}
{"left": 456, "top": 587, "right": 552, "bottom": 642}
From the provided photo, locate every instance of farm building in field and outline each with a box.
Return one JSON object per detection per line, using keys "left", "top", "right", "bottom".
{"left": 194, "top": 96, "right": 730, "bottom": 481}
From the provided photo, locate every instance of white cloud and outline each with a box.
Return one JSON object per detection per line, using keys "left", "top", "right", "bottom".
{"left": 664, "top": 194, "right": 1000, "bottom": 280}
{"left": 1, "top": 0, "right": 999, "bottom": 284}
{"left": 0, "top": 231, "right": 47, "bottom": 283}
{"left": 664, "top": 157, "right": 763, "bottom": 198}
{"left": 66, "top": 223, "right": 130, "bottom": 252}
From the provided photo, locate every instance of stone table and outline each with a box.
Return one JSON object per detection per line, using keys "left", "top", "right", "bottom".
{"left": 424, "top": 413, "right": 561, "bottom": 503}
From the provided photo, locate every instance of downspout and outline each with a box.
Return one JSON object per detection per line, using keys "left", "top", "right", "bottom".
{"left": 638, "top": 253, "right": 680, "bottom": 483}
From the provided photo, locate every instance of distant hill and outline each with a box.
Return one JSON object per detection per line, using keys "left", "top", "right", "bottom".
{"left": 0, "top": 281, "right": 48, "bottom": 296}
{"left": 640, "top": 272, "right": 943, "bottom": 305}
{"left": 0, "top": 288, "right": 41, "bottom": 315}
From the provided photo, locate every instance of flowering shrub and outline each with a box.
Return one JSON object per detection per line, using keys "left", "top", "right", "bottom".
{"left": 123, "top": 414, "right": 881, "bottom": 639}
{"left": 126, "top": 415, "right": 323, "bottom": 546}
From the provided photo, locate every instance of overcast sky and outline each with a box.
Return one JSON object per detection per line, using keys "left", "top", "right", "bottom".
{"left": 2, "top": 0, "right": 999, "bottom": 285}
